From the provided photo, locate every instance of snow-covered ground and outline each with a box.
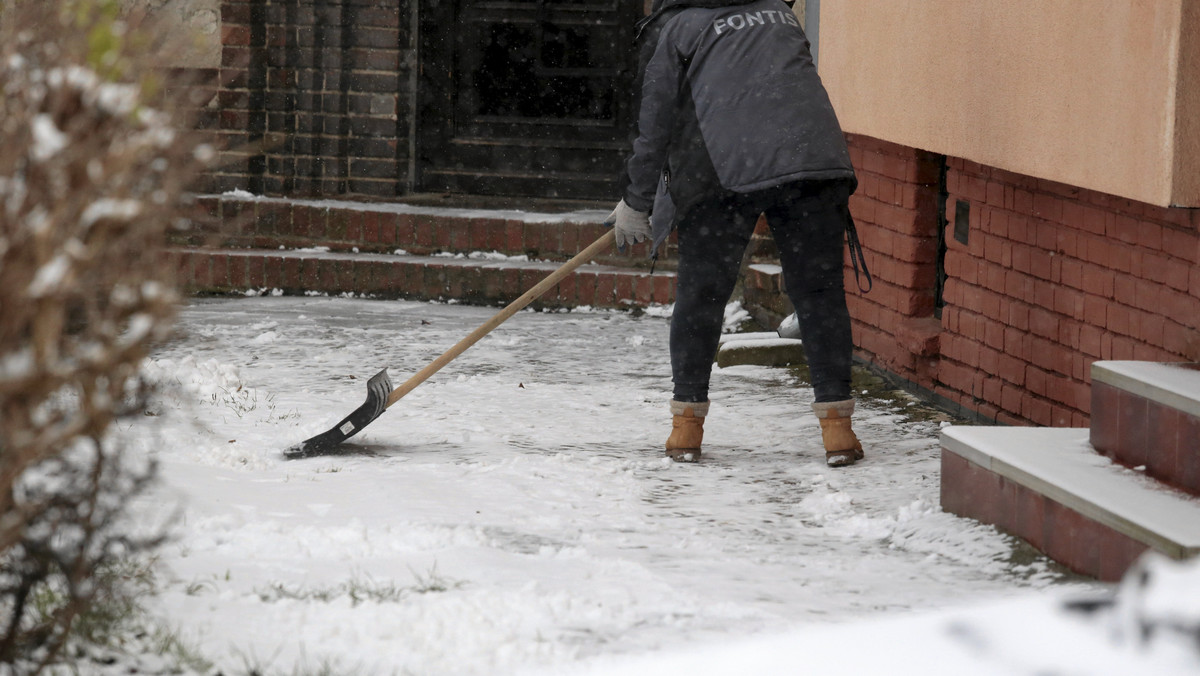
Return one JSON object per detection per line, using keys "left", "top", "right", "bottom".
{"left": 118, "top": 295, "right": 1198, "bottom": 674}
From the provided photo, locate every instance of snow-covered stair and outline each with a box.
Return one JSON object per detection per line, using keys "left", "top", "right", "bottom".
{"left": 940, "top": 360, "right": 1200, "bottom": 581}
{"left": 716, "top": 331, "right": 805, "bottom": 367}
{"left": 175, "top": 193, "right": 675, "bottom": 308}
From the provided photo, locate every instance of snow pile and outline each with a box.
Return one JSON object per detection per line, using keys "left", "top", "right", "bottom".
{"left": 143, "top": 356, "right": 248, "bottom": 409}
{"left": 570, "top": 554, "right": 1200, "bottom": 676}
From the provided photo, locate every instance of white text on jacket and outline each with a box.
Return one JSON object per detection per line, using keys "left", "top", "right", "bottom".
{"left": 713, "top": 10, "right": 800, "bottom": 35}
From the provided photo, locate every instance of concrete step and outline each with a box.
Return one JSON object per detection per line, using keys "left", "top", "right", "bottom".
{"left": 940, "top": 426, "right": 1200, "bottom": 581}
{"left": 1090, "top": 361, "right": 1200, "bottom": 496}
{"left": 716, "top": 331, "right": 805, "bottom": 368}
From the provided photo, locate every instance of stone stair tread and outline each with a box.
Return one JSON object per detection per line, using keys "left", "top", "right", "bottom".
{"left": 941, "top": 426, "right": 1200, "bottom": 559}
{"left": 715, "top": 332, "right": 805, "bottom": 368}
{"left": 718, "top": 331, "right": 800, "bottom": 345}
{"left": 176, "top": 244, "right": 677, "bottom": 308}
{"left": 220, "top": 192, "right": 611, "bottom": 225}
{"left": 200, "top": 192, "right": 671, "bottom": 270}
{"left": 1092, "top": 361, "right": 1200, "bottom": 418}
{"left": 205, "top": 245, "right": 658, "bottom": 275}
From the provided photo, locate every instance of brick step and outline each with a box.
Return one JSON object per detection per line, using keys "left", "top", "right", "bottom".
{"left": 940, "top": 426, "right": 1200, "bottom": 581}
{"left": 174, "top": 246, "right": 676, "bottom": 309}
{"left": 1090, "top": 361, "right": 1200, "bottom": 496}
{"left": 741, "top": 263, "right": 789, "bottom": 329}
{"left": 190, "top": 193, "right": 669, "bottom": 270}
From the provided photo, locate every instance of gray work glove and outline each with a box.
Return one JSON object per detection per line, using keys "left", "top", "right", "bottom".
{"left": 604, "top": 199, "right": 651, "bottom": 250}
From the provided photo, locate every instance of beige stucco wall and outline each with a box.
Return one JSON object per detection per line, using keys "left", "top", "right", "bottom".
{"left": 1175, "top": 0, "right": 1200, "bottom": 205}
{"left": 818, "top": 0, "right": 1199, "bottom": 208}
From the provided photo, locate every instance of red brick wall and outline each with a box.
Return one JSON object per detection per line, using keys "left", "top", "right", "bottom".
{"left": 939, "top": 158, "right": 1200, "bottom": 426}
{"left": 838, "top": 134, "right": 1200, "bottom": 426}
{"left": 214, "top": 1, "right": 412, "bottom": 198}
{"left": 844, "top": 135, "right": 944, "bottom": 396}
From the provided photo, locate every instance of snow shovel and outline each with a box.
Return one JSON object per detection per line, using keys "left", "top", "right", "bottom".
{"left": 283, "top": 228, "right": 617, "bottom": 458}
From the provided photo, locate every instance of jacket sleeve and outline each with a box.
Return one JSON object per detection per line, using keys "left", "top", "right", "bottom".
{"left": 622, "top": 25, "right": 685, "bottom": 213}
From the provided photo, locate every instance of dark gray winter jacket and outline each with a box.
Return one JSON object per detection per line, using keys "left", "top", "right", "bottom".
{"left": 622, "top": 0, "right": 855, "bottom": 243}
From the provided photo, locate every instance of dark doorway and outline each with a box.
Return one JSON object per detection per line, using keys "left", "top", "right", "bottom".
{"left": 418, "top": 0, "right": 640, "bottom": 201}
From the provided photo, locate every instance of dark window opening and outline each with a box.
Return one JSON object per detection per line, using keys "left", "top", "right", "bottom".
{"left": 934, "top": 154, "right": 949, "bottom": 319}
{"left": 475, "top": 23, "right": 613, "bottom": 120}
{"left": 954, "top": 199, "right": 970, "bottom": 245}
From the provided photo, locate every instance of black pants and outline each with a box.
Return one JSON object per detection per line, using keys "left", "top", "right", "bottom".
{"left": 671, "top": 180, "right": 854, "bottom": 404}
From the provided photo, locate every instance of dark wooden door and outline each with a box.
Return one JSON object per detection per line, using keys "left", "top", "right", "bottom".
{"left": 419, "top": 0, "right": 640, "bottom": 201}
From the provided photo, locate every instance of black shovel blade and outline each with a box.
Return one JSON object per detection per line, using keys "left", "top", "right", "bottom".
{"left": 283, "top": 369, "right": 393, "bottom": 459}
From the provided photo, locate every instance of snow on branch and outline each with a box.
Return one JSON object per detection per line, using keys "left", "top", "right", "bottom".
{"left": 0, "top": 0, "right": 216, "bottom": 669}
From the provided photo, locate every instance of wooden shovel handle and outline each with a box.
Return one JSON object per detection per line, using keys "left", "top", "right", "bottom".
{"left": 385, "top": 228, "right": 617, "bottom": 408}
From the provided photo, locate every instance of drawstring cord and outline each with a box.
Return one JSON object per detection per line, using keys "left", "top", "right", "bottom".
{"left": 845, "top": 212, "right": 872, "bottom": 293}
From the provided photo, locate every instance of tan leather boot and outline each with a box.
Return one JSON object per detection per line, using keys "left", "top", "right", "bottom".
{"left": 665, "top": 400, "right": 709, "bottom": 462}
{"left": 812, "top": 399, "right": 864, "bottom": 467}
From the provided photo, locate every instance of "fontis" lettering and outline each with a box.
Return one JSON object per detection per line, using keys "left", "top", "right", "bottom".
{"left": 713, "top": 10, "right": 800, "bottom": 35}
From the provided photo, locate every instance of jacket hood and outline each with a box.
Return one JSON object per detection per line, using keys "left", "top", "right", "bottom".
{"left": 650, "top": 0, "right": 757, "bottom": 9}
{"left": 638, "top": 0, "right": 762, "bottom": 38}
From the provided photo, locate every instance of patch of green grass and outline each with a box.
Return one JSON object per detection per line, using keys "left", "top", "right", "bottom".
{"left": 26, "top": 557, "right": 214, "bottom": 673}
{"left": 255, "top": 565, "right": 464, "bottom": 607}
{"left": 231, "top": 650, "right": 367, "bottom": 676}
{"left": 408, "top": 563, "right": 461, "bottom": 594}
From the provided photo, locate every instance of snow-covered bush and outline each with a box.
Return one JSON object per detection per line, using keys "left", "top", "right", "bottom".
{"left": 0, "top": 0, "right": 212, "bottom": 668}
